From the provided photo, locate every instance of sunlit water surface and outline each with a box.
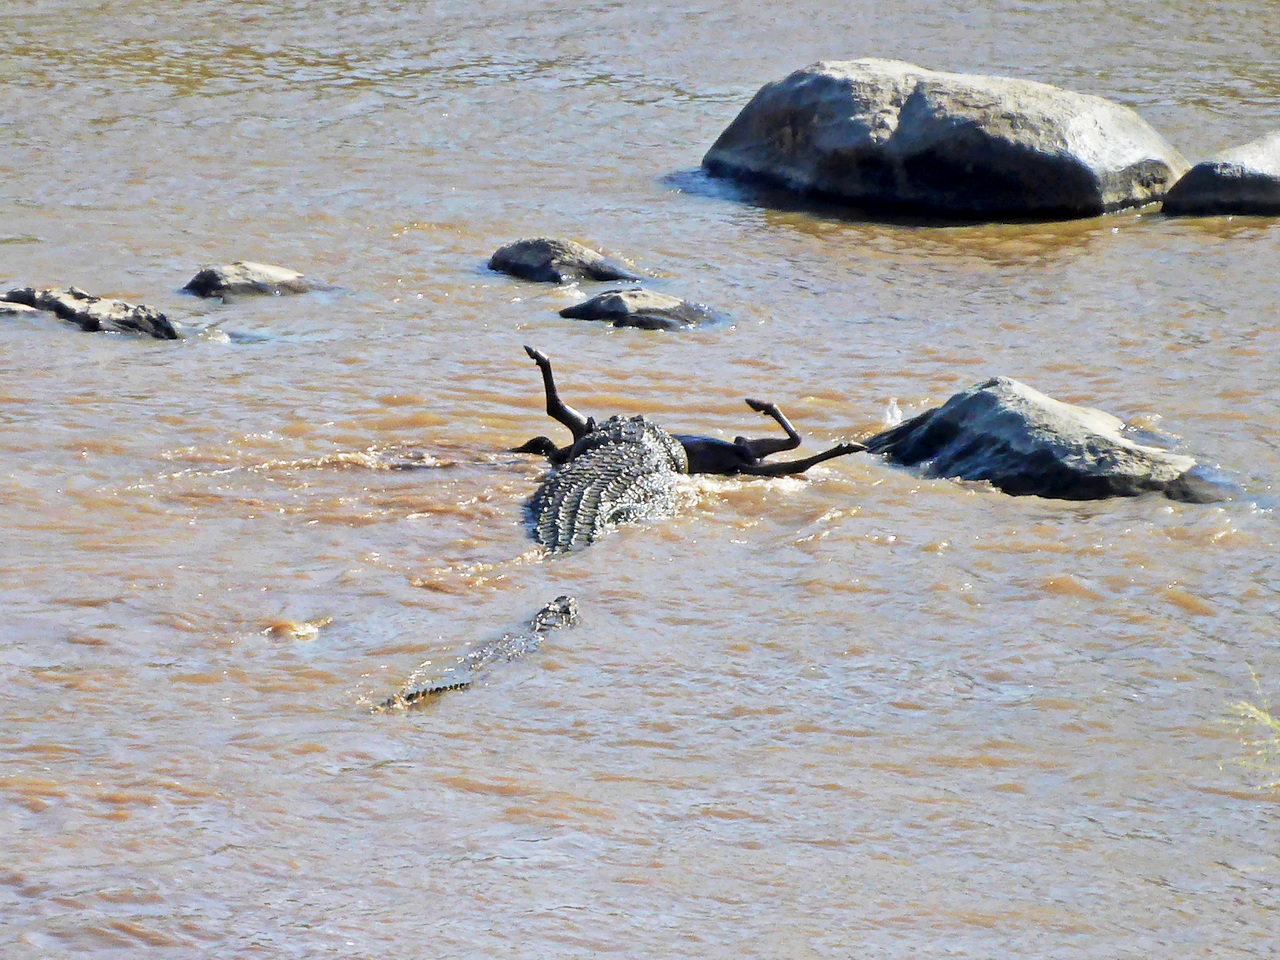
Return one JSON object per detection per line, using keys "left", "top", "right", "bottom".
{"left": 2, "top": 2, "right": 1278, "bottom": 957}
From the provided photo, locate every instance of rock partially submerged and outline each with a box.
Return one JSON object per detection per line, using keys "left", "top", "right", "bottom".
{"left": 183, "top": 261, "right": 318, "bottom": 298}
{"left": 559, "top": 288, "right": 717, "bottom": 330}
{"left": 863, "top": 377, "right": 1224, "bottom": 502}
{"left": 703, "top": 59, "right": 1189, "bottom": 220}
{"left": 2, "top": 286, "right": 179, "bottom": 340}
{"left": 1163, "top": 132, "right": 1280, "bottom": 216}
{"left": 489, "top": 237, "right": 643, "bottom": 283}
{"left": 0, "top": 300, "right": 39, "bottom": 317}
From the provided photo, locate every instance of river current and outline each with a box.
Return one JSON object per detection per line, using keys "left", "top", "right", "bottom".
{"left": 2, "top": 2, "right": 1278, "bottom": 957}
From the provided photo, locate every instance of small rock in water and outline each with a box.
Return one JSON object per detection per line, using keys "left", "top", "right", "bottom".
{"left": 183, "top": 261, "right": 320, "bottom": 298}
{"left": 559, "top": 288, "right": 717, "bottom": 330}
{"left": 264, "top": 617, "right": 333, "bottom": 642}
{"left": 488, "top": 237, "right": 644, "bottom": 283}
{"left": 1163, "top": 131, "right": 1280, "bottom": 216}
{"left": 2, "top": 286, "right": 179, "bottom": 340}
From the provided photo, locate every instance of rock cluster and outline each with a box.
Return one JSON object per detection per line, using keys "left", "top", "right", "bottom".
{"left": 489, "top": 237, "right": 719, "bottom": 332}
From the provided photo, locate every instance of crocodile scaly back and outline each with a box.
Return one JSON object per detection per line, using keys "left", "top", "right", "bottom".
{"left": 529, "top": 415, "right": 689, "bottom": 553}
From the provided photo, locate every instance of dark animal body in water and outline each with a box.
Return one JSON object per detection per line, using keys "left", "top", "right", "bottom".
{"left": 516, "top": 346, "right": 864, "bottom": 551}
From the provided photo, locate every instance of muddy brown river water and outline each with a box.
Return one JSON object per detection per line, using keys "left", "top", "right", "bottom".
{"left": 3, "top": 1, "right": 1279, "bottom": 956}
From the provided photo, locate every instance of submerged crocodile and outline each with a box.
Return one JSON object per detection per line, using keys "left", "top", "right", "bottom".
{"left": 516, "top": 346, "right": 865, "bottom": 551}
{"left": 373, "top": 595, "right": 580, "bottom": 711}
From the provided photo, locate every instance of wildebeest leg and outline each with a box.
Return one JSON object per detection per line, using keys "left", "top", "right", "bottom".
{"left": 734, "top": 398, "right": 802, "bottom": 459}
{"left": 736, "top": 441, "right": 867, "bottom": 477}
{"left": 524, "top": 345, "right": 591, "bottom": 440}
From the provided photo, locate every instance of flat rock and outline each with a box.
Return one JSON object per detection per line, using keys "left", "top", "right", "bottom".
{"left": 558, "top": 289, "right": 716, "bottom": 330}
{"left": 488, "top": 238, "right": 643, "bottom": 283}
{"left": 863, "top": 376, "right": 1224, "bottom": 502}
{"left": 0, "top": 300, "right": 39, "bottom": 317}
{"left": 183, "top": 261, "right": 318, "bottom": 298}
{"left": 703, "top": 59, "right": 1189, "bottom": 220}
{"left": 1163, "top": 132, "right": 1280, "bottom": 215}
{"left": 2, "top": 286, "right": 179, "bottom": 340}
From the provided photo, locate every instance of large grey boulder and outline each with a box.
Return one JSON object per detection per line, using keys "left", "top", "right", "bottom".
{"left": 1162, "top": 132, "right": 1280, "bottom": 216}
{"left": 489, "top": 238, "right": 643, "bottom": 283}
{"left": 703, "top": 59, "right": 1189, "bottom": 220}
{"left": 863, "top": 377, "right": 1224, "bottom": 502}
{"left": 183, "top": 261, "right": 318, "bottom": 298}
{"left": 2, "top": 286, "right": 179, "bottom": 340}
{"left": 559, "top": 289, "right": 717, "bottom": 330}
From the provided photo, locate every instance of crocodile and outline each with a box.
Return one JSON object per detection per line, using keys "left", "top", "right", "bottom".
{"left": 528, "top": 414, "right": 689, "bottom": 553}
{"left": 516, "top": 346, "right": 865, "bottom": 551}
{"left": 373, "top": 595, "right": 580, "bottom": 711}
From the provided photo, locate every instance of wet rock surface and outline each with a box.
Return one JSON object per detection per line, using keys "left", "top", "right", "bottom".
{"left": 183, "top": 260, "right": 319, "bottom": 298}
{"left": 488, "top": 237, "right": 643, "bottom": 283}
{"left": 1163, "top": 132, "right": 1280, "bottom": 216}
{"left": 2, "top": 286, "right": 179, "bottom": 339}
{"left": 703, "top": 58, "right": 1189, "bottom": 220}
{"left": 0, "top": 300, "right": 39, "bottom": 317}
{"left": 559, "top": 288, "right": 717, "bottom": 330}
{"left": 864, "top": 376, "right": 1225, "bottom": 502}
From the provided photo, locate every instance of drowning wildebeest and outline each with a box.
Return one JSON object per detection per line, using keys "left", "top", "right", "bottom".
{"left": 515, "top": 345, "right": 865, "bottom": 475}
{"left": 514, "top": 346, "right": 866, "bottom": 552}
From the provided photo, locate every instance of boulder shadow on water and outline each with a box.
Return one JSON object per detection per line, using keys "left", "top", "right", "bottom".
{"left": 863, "top": 377, "right": 1230, "bottom": 503}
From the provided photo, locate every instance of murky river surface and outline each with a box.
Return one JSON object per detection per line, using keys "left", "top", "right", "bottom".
{"left": 3, "top": 1, "right": 1279, "bottom": 956}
